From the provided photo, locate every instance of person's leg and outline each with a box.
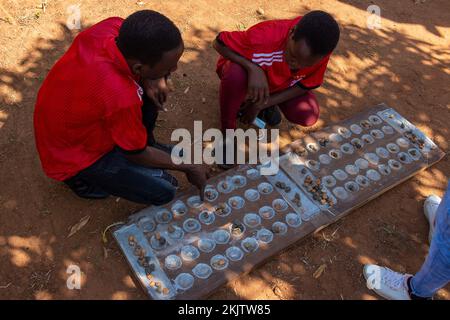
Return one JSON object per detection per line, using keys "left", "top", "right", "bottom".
{"left": 216, "top": 61, "right": 250, "bottom": 168}
{"left": 218, "top": 61, "right": 248, "bottom": 131}
{"left": 67, "top": 149, "right": 177, "bottom": 205}
{"left": 409, "top": 181, "right": 450, "bottom": 298}
{"left": 278, "top": 91, "right": 320, "bottom": 127}
{"left": 363, "top": 181, "right": 450, "bottom": 300}
{"left": 64, "top": 175, "right": 111, "bottom": 199}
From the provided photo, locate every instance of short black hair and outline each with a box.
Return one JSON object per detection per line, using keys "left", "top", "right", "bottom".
{"left": 117, "top": 10, "right": 182, "bottom": 65}
{"left": 293, "top": 11, "right": 340, "bottom": 56}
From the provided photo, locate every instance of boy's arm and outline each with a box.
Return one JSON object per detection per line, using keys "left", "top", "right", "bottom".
{"left": 265, "top": 85, "right": 308, "bottom": 107}
{"left": 213, "top": 38, "right": 269, "bottom": 105}
{"left": 240, "top": 85, "right": 308, "bottom": 124}
{"left": 124, "top": 146, "right": 210, "bottom": 200}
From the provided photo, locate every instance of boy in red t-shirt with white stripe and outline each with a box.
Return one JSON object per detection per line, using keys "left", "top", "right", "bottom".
{"left": 213, "top": 10, "right": 340, "bottom": 130}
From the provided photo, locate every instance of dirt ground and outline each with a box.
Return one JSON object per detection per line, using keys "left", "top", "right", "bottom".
{"left": 0, "top": 0, "right": 449, "bottom": 300}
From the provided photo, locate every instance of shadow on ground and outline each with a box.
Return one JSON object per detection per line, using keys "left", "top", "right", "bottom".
{"left": 0, "top": 4, "right": 449, "bottom": 299}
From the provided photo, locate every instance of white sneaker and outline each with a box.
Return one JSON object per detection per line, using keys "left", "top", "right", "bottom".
{"left": 424, "top": 195, "right": 441, "bottom": 243}
{"left": 363, "top": 264, "right": 412, "bottom": 300}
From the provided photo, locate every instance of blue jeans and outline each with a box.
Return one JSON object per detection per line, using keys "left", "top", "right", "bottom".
{"left": 64, "top": 94, "right": 178, "bottom": 205}
{"left": 410, "top": 181, "right": 450, "bottom": 298}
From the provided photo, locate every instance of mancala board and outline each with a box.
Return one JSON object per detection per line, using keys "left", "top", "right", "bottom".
{"left": 113, "top": 103, "right": 445, "bottom": 299}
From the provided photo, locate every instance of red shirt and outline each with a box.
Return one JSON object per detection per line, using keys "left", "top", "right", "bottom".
{"left": 217, "top": 17, "right": 330, "bottom": 93}
{"left": 34, "top": 17, "right": 147, "bottom": 181}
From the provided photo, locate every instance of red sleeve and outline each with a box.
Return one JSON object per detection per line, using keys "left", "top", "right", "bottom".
{"left": 298, "top": 55, "right": 330, "bottom": 89}
{"left": 218, "top": 20, "right": 283, "bottom": 60}
{"left": 217, "top": 30, "right": 253, "bottom": 60}
{"left": 106, "top": 104, "right": 147, "bottom": 152}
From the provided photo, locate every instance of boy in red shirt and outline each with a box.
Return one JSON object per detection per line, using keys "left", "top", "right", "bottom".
{"left": 34, "top": 10, "right": 209, "bottom": 205}
{"left": 213, "top": 10, "right": 340, "bottom": 130}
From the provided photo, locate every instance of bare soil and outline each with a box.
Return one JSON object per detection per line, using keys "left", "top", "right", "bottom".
{"left": 0, "top": 0, "right": 449, "bottom": 299}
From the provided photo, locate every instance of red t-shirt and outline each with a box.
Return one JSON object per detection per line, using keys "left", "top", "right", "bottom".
{"left": 217, "top": 17, "right": 330, "bottom": 93}
{"left": 34, "top": 17, "right": 147, "bottom": 181}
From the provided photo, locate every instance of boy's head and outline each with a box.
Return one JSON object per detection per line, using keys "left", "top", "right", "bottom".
{"left": 117, "top": 10, "right": 184, "bottom": 80}
{"left": 285, "top": 10, "right": 340, "bottom": 70}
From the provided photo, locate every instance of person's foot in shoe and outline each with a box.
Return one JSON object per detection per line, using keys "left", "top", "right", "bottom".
{"left": 257, "top": 105, "right": 282, "bottom": 127}
{"left": 363, "top": 264, "right": 432, "bottom": 300}
{"left": 424, "top": 195, "right": 441, "bottom": 244}
{"left": 363, "top": 264, "right": 412, "bottom": 300}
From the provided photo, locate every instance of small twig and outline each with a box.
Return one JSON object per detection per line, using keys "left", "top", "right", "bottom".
{"left": 101, "top": 221, "right": 125, "bottom": 244}
{"left": 331, "top": 227, "right": 340, "bottom": 237}
{"left": 37, "top": 0, "right": 47, "bottom": 12}
{"left": 0, "top": 283, "right": 11, "bottom": 289}
{"left": 322, "top": 231, "right": 332, "bottom": 242}
{"left": 45, "top": 270, "right": 52, "bottom": 282}
{"left": 0, "top": 3, "right": 16, "bottom": 25}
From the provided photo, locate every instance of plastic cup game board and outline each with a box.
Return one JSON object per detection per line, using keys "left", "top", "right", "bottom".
{"left": 113, "top": 104, "right": 445, "bottom": 300}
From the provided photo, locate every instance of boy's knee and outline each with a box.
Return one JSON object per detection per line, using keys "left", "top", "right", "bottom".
{"left": 293, "top": 111, "right": 319, "bottom": 127}
{"left": 155, "top": 183, "right": 176, "bottom": 206}
{"left": 283, "top": 106, "right": 320, "bottom": 127}
{"left": 283, "top": 92, "right": 320, "bottom": 127}
{"left": 221, "top": 61, "right": 247, "bottom": 83}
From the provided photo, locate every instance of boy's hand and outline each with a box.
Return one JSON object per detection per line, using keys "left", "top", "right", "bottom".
{"left": 240, "top": 100, "right": 264, "bottom": 125}
{"left": 143, "top": 77, "right": 169, "bottom": 111}
{"left": 183, "top": 165, "right": 211, "bottom": 201}
{"left": 247, "top": 65, "right": 269, "bottom": 106}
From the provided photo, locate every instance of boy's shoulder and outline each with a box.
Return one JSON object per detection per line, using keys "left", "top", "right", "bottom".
{"left": 247, "top": 17, "right": 302, "bottom": 47}
{"left": 75, "top": 17, "right": 123, "bottom": 45}
{"left": 250, "top": 16, "right": 301, "bottom": 30}
{"left": 93, "top": 64, "right": 142, "bottom": 113}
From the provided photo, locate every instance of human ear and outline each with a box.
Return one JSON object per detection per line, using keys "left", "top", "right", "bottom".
{"left": 289, "top": 27, "right": 295, "bottom": 38}
{"left": 131, "top": 63, "right": 144, "bottom": 76}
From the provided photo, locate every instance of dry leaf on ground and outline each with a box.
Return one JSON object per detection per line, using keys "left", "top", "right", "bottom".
{"left": 67, "top": 215, "right": 90, "bottom": 238}
{"left": 313, "top": 264, "right": 327, "bottom": 279}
